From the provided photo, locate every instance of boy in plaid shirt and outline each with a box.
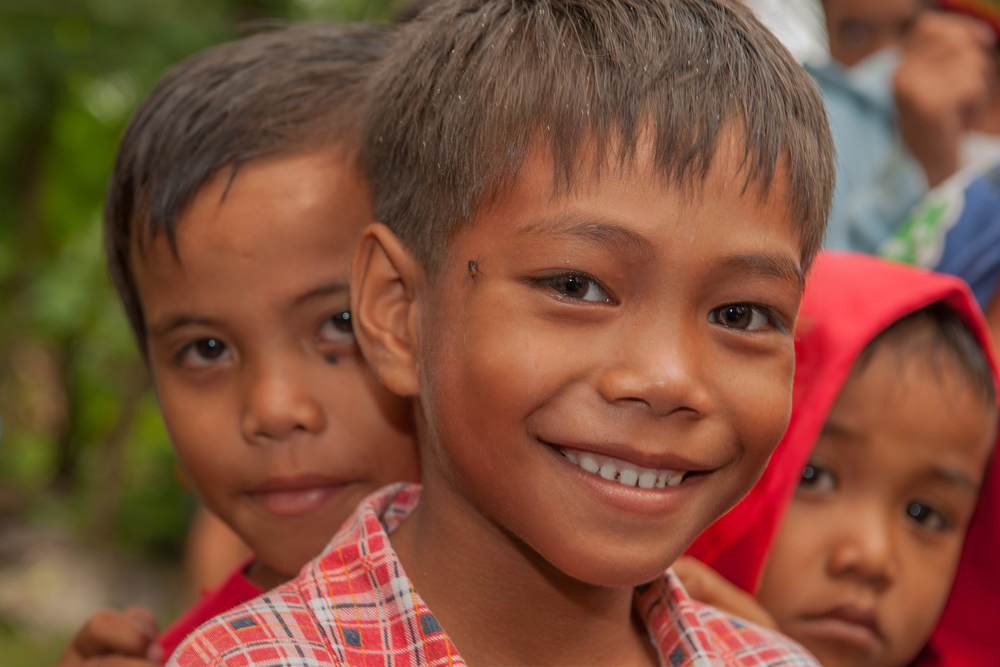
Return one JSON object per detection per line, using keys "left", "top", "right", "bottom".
{"left": 171, "top": 0, "right": 834, "bottom": 665}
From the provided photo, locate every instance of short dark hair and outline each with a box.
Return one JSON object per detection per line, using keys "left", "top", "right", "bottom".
{"left": 364, "top": 0, "right": 835, "bottom": 270}
{"left": 858, "top": 302, "right": 997, "bottom": 407}
{"left": 105, "top": 23, "right": 389, "bottom": 355}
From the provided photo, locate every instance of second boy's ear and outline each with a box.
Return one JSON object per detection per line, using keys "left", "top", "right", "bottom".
{"left": 350, "top": 223, "right": 423, "bottom": 398}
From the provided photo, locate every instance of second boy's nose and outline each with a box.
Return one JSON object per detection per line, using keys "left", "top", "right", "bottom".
{"left": 826, "top": 505, "right": 897, "bottom": 591}
{"left": 240, "top": 358, "right": 326, "bottom": 443}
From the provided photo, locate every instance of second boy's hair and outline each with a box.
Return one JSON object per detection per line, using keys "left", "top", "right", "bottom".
{"left": 859, "top": 301, "right": 998, "bottom": 406}
{"left": 365, "top": 0, "right": 835, "bottom": 269}
{"left": 105, "top": 23, "right": 389, "bottom": 354}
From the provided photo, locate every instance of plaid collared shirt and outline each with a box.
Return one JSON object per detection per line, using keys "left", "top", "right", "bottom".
{"left": 168, "top": 484, "right": 818, "bottom": 667}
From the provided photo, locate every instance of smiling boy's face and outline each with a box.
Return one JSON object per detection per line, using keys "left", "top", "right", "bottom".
{"left": 756, "top": 340, "right": 996, "bottom": 667}
{"left": 132, "top": 152, "right": 420, "bottom": 582}
{"left": 363, "top": 133, "right": 805, "bottom": 586}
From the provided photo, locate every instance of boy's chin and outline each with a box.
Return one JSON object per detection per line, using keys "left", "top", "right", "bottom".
{"left": 527, "top": 531, "right": 692, "bottom": 590}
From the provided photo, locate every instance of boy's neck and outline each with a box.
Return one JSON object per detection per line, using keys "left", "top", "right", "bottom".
{"left": 244, "top": 559, "right": 292, "bottom": 590}
{"left": 390, "top": 478, "right": 659, "bottom": 667}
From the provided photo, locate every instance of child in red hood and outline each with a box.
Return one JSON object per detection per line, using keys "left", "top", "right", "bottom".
{"left": 681, "top": 250, "right": 1000, "bottom": 667}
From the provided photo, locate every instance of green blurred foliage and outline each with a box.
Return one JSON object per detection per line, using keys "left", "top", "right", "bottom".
{"left": 0, "top": 2, "right": 409, "bottom": 653}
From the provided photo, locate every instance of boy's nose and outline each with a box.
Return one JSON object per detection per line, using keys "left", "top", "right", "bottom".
{"left": 240, "top": 360, "right": 327, "bottom": 443}
{"left": 594, "top": 321, "right": 712, "bottom": 418}
{"left": 826, "top": 507, "right": 897, "bottom": 592}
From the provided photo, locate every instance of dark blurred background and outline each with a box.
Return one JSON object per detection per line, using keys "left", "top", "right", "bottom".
{"left": 0, "top": 2, "right": 404, "bottom": 663}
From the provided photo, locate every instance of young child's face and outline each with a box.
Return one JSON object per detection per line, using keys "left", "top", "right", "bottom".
{"left": 133, "top": 152, "right": 420, "bottom": 579}
{"left": 756, "top": 342, "right": 996, "bottom": 667}
{"left": 405, "top": 135, "right": 804, "bottom": 586}
{"left": 822, "top": 0, "right": 921, "bottom": 67}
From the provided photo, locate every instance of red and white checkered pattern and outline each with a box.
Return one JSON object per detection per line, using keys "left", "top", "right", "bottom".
{"left": 168, "top": 484, "right": 818, "bottom": 667}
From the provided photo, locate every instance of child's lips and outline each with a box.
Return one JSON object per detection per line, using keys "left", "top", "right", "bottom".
{"left": 247, "top": 475, "right": 345, "bottom": 517}
{"left": 540, "top": 439, "right": 717, "bottom": 515}
{"left": 799, "top": 604, "right": 882, "bottom": 651}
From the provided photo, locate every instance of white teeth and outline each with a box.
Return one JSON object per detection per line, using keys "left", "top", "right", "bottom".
{"left": 580, "top": 456, "right": 600, "bottom": 474}
{"left": 618, "top": 468, "right": 638, "bottom": 487}
{"left": 558, "top": 447, "right": 685, "bottom": 490}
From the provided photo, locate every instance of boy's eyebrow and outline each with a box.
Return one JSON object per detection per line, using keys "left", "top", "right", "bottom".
{"left": 517, "top": 214, "right": 655, "bottom": 258}
{"left": 149, "top": 315, "right": 217, "bottom": 337}
{"left": 292, "top": 281, "right": 350, "bottom": 306}
{"left": 929, "top": 465, "right": 978, "bottom": 492}
{"left": 715, "top": 254, "right": 804, "bottom": 293}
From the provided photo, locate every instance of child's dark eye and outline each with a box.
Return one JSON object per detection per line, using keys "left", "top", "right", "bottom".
{"left": 177, "top": 338, "right": 231, "bottom": 368}
{"left": 537, "top": 272, "right": 614, "bottom": 304}
{"left": 317, "top": 311, "right": 353, "bottom": 341}
{"left": 907, "top": 502, "right": 952, "bottom": 532}
{"left": 707, "top": 304, "right": 776, "bottom": 331}
{"left": 315, "top": 311, "right": 357, "bottom": 363}
{"left": 797, "top": 463, "right": 836, "bottom": 494}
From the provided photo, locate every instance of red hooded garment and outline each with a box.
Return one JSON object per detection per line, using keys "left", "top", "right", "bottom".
{"left": 686, "top": 251, "right": 1000, "bottom": 666}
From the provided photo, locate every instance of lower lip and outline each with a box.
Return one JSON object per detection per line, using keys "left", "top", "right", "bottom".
{"left": 542, "top": 443, "right": 702, "bottom": 516}
{"left": 248, "top": 485, "right": 343, "bottom": 517}
{"left": 798, "top": 617, "right": 881, "bottom": 651}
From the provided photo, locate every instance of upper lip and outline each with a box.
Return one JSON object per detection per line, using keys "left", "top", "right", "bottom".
{"left": 538, "top": 438, "right": 720, "bottom": 473}
{"left": 248, "top": 473, "right": 344, "bottom": 494}
{"left": 804, "top": 603, "right": 881, "bottom": 638}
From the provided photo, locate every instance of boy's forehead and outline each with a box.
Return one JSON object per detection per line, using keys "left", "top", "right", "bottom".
{"left": 130, "top": 152, "right": 369, "bottom": 316}
{"left": 475, "top": 131, "right": 803, "bottom": 270}
{"left": 827, "top": 346, "right": 997, "bottom": 489}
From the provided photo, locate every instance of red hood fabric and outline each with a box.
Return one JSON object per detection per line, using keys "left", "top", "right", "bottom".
{"left": 686, "top": 251, "right": 1000, "bottom": 666}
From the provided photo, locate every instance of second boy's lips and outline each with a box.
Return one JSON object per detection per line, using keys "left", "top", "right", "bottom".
{"left": 799, "top": 603, "right": 882, "bottom": 652}
{"left": 246, "top": 474, "right": 347, "bottom": 518}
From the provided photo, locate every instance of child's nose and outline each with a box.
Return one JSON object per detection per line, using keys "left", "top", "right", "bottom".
{"left": 826, "top": 507, "right": 898, "bottom": 591}
{"left": 593, "top": 320, "right": 712, "bottom": 418}
{"left": 240, "top": 359, "right": 326, "bottom": 443}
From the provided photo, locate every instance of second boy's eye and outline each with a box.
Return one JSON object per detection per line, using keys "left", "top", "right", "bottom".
{"left": 317, "top": 311, "right": 354, "bottom": 342}
{"left": 797, "top": 463, "right": 836, "bottom": 494}
{"left": 707, "top": 304, "right": 774, "bottom": 331}
{"left": 907, "top": 502, "right": 952, "bottom": 532}
{"left": 178, "top": 338, "right": 231, "bottom": 368}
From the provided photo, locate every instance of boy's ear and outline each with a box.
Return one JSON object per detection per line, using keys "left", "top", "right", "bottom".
{"left": 350, "top": 223, "right": 423, "bottom": 397}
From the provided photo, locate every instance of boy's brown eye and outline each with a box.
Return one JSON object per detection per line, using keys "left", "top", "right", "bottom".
{"left": 331, "top": 311, "right": 352, "bottom": 333}
{"left": 539, "top": 272, "right": 612, "bottom": 304}
{"left": 797, "top": 463, "right": 835, "bottom": 494}
{"left": 707, "top": 304, "right": 774, "bottom": 331}
{"left": 907, "top": 502, "right": 951, "bottom": 532}
{"left": 316, "top": 311, "right": 355, "bottom": 344}
{"left": 177, "top": 337, "right": 232, "bottom": 368}
{"left": 195, "top": 338, "right": 226, "bottom": 360}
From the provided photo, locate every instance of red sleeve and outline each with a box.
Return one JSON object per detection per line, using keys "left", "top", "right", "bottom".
{"left": 156, "top": 560, "right": 264, "bottom": 663}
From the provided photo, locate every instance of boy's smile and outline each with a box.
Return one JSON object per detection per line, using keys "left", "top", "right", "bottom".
{"left": 133, "top": 152, "right": 419, "bottom": 586}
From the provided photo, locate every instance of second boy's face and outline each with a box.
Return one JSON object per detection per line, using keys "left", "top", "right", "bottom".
{"left": 757, "top": 344, "right": 995, "bottom": 667}
{"left": 405, "top": 137, "right": 804, "bottom": 586}
{"left": 133, "top": 153, "right": 419, "bottom": 580}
